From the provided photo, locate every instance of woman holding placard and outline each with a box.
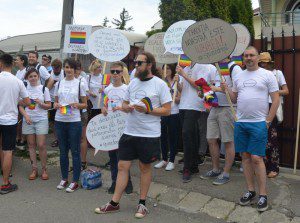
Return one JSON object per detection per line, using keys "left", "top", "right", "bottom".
{"left": 19, "top": 68, "right": 51, "bottom": 180}
{"left": 154, "top": 64, "right": 180, "bottom": 171}
{"left": 54, "top": 58, "right": 87, "bottom": 193}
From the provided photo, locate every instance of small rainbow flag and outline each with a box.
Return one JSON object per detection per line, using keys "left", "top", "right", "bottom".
{"left": 179, "top": 54, "right": 192, "bottom": 67}
{"left": 218, "top": 62, "right": 230, "bottom": 76}
{"left": 141, "top": 97, "right": 153, "bottom": 112}
{"left": 28, "top": 99, "right": 36, "bottom": 110}
{"left": 60, "top": 105, "right": 72, "bottom": 115}
{"left": 102, "top": 74, "right": 111, "bottom": 86}
{"left": 103, "top": 93, "right": 109, "bottom": 107}
{"left": 231, "top": 55, "right": 243, "bottom": 67}
{"left": 70, "top": 31, "right": 86, "bottom": 44}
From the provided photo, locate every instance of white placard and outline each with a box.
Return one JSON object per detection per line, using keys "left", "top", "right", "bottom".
{"left": 182, "top": 18, "right": 237, "bottom": 64}
{"left": 86, "top": 111, "right": 127, "bottom": 154}
{"left": 63, "top": 25, "right": 92, "bottom": 54}
{"left": 88, "top": 28, "right": 130, "bottom": 62}
{"left": 144, "top": 32, "right": 178, "bottom": 64}
{"left": 163, "top": 20, "right": 195, "bottom": 55}
{"left": 231, "top": 23, "right": 251, "bottom": 56}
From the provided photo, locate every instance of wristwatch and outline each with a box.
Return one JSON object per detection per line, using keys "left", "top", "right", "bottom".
{"left": 266, "top": 120, "right": 271, "bottom": 127}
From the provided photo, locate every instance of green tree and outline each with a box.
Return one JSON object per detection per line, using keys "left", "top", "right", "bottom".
{"left": 209, "top": 0, "right": 231, "bottom": 23}
{"left": 146, "top": 29, "right": 163, "bottom": 37}
{"left": 102, "top": 16, "right": 110, "bottom": 28}
{"left": 112, "top": 8, "right": 134, "bottom": 31}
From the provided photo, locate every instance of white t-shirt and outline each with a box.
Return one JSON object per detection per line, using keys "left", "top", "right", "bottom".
{"left": 23, "top": 85, "right": 51, "bottom": 122}
{"left": 50, "top": 69, "right": 65, "bottom": 102}
{"left": 16, "top": 68, "right": 26, "bottom": 81}
{"left": 179, "top": 63, "right": 215, "bottom": 111}
{"left": 0, "top": 71, "right": 28, "bottom": 125}
{"left": 214, "top": 62, "right": 243, "bottom": 106}
{"left": 232, "top": 68, "right": 279, "bottom": 122}
{"left": 165, "top": 77, "right": 181, "bottom": 115}
{"left": 104, "top": 84, "right": 127, "bottom": 111}
{"left": 35, "top": 64, "right": 51, "bottom": 85}
{"left": 130, "top": 68, "right": 136, "bottom": 80}
{"left": 87, "top": 74, "right": 103, "bottom": 109}
{"left": 54, "top": 78, "right": 86, "bottom": 122}
{"left": 269, "top": 69, "right": 287, "bottom": 103}
{"left": 124, "top": 76, "right": 172, "bottom": 137}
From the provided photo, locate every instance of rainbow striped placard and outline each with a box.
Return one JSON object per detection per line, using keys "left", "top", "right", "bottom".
{"left": 179, "top": 54, "right": 192, "bottom": 67}
{"left": 218, "top": 62, "right": 230, "bottom": 76}
{"left": 141, "top": 97, "right": 153, "bottom": 112}
{"left": 102, "top": 74, "right": 111, "bottom": 86}
{"left": 60, "top": 105, "right": 72, "bottom": 115}
{"left": 70, "top": 31, "right": 86, "bottom": 44}
{"left": 231, "top": 55, "right": 243, "bottom": 67}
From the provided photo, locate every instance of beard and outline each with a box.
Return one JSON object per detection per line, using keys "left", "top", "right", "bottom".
{"left": 136, "top": 69, "right": 149, "bottom": 80}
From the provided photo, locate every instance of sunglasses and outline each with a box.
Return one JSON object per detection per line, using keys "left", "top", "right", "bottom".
{"left": 110, "top": 70, "right": 122, "bottom": 74}
{"left": 134, "top": 60, "right": 147, "bottom": 66}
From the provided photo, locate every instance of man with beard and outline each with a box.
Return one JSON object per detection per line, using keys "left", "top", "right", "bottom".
{"left": 222, "top": 46, "right": 279, "bottom": 212}
{"left": 27, "top": 51, "right": 54, "bottom": 89}
{"left": 95, "top": 52, "right": 172, "bottom": 219}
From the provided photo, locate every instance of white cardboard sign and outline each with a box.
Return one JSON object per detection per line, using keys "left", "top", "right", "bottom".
{"left": 88, "top": 28, "right": 130, "bottom": 62}
{"left": 163, "top": 20, "right": 195, "bottom": 55}
{"left": 144, "top": 32, "right": 178, "bottom": 64}
{"left": 231, "top": 23, "right": 251, "bottom": 56}
{"left": 63, "top": 25, "right": 92, "bottom": 54}
{"left": 86, "top": 111, "right": 127, "bottom": 154}
{"left": 182, "top": 18, "right": 237, "bottom": 64}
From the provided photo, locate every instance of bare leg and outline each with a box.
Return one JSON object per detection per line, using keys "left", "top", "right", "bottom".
{"left": 251, "top": 155, "right": 267, "bottom": 195}
{"left": 242, "top": 152, "right": 255, "bottom": 191}
{"left": 36, "top": 135, "right": 47, "bottom": 169}
{"left": 139, "top": 161, "right": 152, "bottom": 200}
{"left": 27, "top": 135, "right": 37, "bottom": 169}
{"left": 207, "top": 139, "right": 220, "bottom": 170}
{"left": 2, "top": 151, "right": 13, "bottom": 185}
{"left": 223, "top": 141, "right": 235, "bottom": 174}
{"left": 112, "top": 160, "right": 131, "bottom": 203}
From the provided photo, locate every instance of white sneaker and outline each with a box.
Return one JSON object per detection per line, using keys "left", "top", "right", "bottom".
{"left": 66, "top": 182, "right": 79, "bottom": 193}
{"left": 154, "top": 161, "right": 167, "bottom": 169}
{"left": 57, "top": 180, "right": 68, "bottom": 190}
{"left": 165, "top": 162, "right": 175, "bottom": 171}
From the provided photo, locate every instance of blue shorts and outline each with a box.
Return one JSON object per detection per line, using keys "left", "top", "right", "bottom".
{"left": 234, "top": 121, "right": 267, "bottom": 156}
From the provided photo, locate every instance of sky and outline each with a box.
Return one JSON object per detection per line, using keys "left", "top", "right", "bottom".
{"left": 0, "top": 0, "right": 259, "bottom": 39}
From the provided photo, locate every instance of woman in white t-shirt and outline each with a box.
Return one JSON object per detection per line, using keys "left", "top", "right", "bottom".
{"left": 154, "top": 64, "right": 181, "bottom": 171}
{"left": 19, "top": 68, "right": 51, "bottom": 180}
{"left": 87, "top": 59, "right": 103, "bottom": 120}
{"left": 54, "top": 58, "right": 87, "bottom": 193}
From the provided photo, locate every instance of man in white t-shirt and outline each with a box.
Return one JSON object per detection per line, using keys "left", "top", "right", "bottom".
{"left": 176, "top": 63, "right": 216, "bottom": 183}
{"left": 95, "top": 52, "right": 172, "bottom": 219}
{"left": 222, "top": 46, "right": 280, "bottom": 212}
{"left": 0, "top": 54, "right": 30, "bottom": 194}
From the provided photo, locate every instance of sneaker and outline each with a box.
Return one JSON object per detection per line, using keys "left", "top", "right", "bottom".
{"left": 95, "top": 202, "right": 120, "bottom": 214}
{"left": 51, "top": 140, "right": 58, "bottom": 147}
{"left": 154, "top": 160, "right": 167, "bottom": 169}
{"left": 108, "top": 182, "right": 116, "bottom": 194}
{"left": 198, "top": 155, "right": 206, "bottom": 166}
{"left": 212, "top": 173, "right": 230, "bottom": 185}
{"left": 0, "top": 182, "right": 18, "bottom": 194}
{"left": 182, "top": 169, "right": 191, "bottom": 183}
{"left": 165, "top": 162, "right": 175, "bottom": 171}
{"left": 66, "top": 182, "right": 79, "bottom": 193}
{"left": 16, "top": 140, "right": 26, "bottom": 150}
{"left": 135, "top": 204, "right": 149, "bottom": 219}
{"left": 257, "top": 196, "right": 268, "bottom": 212}
{"left": 200, "top": 170, "right": 221, "bottom": 180}
{"left": 57, "top": 180, "right": 68, "bottom": 190}
{"left": 239, "top": 191, "right": 256, "bottom": 206}
{"left": 125, "top": 180, "right": 133, "bottom": 194}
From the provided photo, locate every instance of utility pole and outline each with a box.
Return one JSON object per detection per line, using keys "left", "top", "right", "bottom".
{"left": 60, "top": 0, "right": 75, "bottom": 58}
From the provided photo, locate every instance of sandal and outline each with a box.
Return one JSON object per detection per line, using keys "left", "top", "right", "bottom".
{"left": 267, "top": 171, "right": 278, "bottom": 178}
{"left": 51, "top": 140, "right": 58, "bottom": 147}
{"left": 29, "top": 169, "right": 38, "bottom": 180}
{"left": 41, "top": 168, "right": 49, "bottom": 180}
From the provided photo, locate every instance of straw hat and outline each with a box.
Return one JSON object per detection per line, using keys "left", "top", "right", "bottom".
{"left": 259, "top": 52, "right": 274, "bottom": 63}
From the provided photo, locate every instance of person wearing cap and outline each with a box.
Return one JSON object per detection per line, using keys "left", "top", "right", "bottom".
{"left": 258, "top": 52, "right": 289, "bottom": 178}
{"left": 41, "top": 54, "right": 53, "bottom": 74}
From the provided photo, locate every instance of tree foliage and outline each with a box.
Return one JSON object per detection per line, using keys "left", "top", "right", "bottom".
{"left": 102, "top": 16, "right": 110, "bottom": 28}
{"left": 112, "top": 8, "right": 134, "bottom": 31}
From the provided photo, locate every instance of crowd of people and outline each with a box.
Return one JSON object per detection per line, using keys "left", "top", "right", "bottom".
{"left": 0, "top": 46, "right": 288, "bottom": 218}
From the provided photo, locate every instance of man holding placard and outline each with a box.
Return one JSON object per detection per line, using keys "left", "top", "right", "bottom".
{"left": 222, "top": 46, "right": 279, "bottom": 212}
{"left": 95, "top": 52, "right": 172, "bottom": 219}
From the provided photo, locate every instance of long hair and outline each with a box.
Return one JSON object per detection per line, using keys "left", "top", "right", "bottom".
{"left": 162, "top": 63, "right": 176, "bottom": 79}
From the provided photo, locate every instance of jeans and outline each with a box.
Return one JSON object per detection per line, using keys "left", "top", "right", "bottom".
{"left": 160, "top": 114, "right": 180, "bottom": 163}
{"left": 55, "top": 121, "right": 82, "bottom": 182}
{"left": 109, "top": 150, "right": 131, "bottom": 183}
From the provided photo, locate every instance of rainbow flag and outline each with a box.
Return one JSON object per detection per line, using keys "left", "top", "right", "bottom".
{"left": 218, "top": 62, "right": 230, "bottom": 76}
{"left": 102, "top": 74, "right": 111, "bottom": 86}
{"left": 28, "top": 99, "right": 36, "bottom": 110}
{"left": 60, "top": 105, "right": 72, "bottom": 115}
{"left": 103, "top": 93, "right": 109, "bottom": 107}
{"left": 141, "top": 97, "right": 153, "bottom": 112}
{"left": 70, "top": 31, "right": 86, "bottom": 44}
{"left": 179, "top": 54, "right": 192, "bottom": 67}
{"left": 231, "top": 55, "right": 243, "bottom": 67}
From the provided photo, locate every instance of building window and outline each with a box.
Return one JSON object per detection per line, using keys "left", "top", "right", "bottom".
{"left": 285, "top": 0, "right": 300, "bottom": 24}
{"left": 292, "top": 3, "right": 300, "bottom": 23}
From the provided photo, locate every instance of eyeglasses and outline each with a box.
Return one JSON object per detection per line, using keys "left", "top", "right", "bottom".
{"left": 110, "top": 70, "right": 122, "bottom": 74}
{"left": 42, "top": 58, "right": 49, "bottom": 61}
{"left": 244, "top": 54, "right": 257, "bottom": 58}
{"left": 134, "top": 60, "right": 147, "bottom": 66}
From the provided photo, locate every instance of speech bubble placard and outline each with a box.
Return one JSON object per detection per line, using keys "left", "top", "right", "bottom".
{"left": 182, "top": 18, "right": 237, "bottom": 64}
{"left": 231, "top": 23, "right": 251, "bottom": 56}
{"left": 86, "top": 111, "right": 127, "bottom": 154}
{"left": 163, "top": 20, "right": 195, "bottom": 55}
{"left": 144, "top": 32, "right": 178, "bottom": 64}
{"left": 88, "top": 28, "right": 130, "bottom": 62}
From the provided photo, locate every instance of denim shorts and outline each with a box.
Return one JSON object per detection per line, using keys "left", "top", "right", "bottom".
{"left": 234, "top": 121, "right": 268, "bottom": 156}
{"left": 22, "top": 119, "right": 49, "bottom": 135}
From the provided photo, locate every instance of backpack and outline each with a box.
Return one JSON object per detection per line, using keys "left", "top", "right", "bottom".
{"left": 23, "top": 81, "right": 46, "bottom": 94}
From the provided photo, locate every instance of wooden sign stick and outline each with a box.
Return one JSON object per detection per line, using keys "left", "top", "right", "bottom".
{"left": 97, "top": 61, "right": 107, "bottom": 109}
{"left": 163, "top": 64, "right": 167, "bottom": 79}
{"left": 172, "top": 55, "right": 181, "bottom": 103}
{"left": 293, "top": 88, "right": 300, "bottom": 174}
{"left": 75, "top": 53, "right": 78, "bottom": 61}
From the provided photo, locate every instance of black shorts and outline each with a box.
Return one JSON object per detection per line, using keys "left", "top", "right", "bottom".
{"left": 0, "top": 124, "right": 17, "bottom": 151}
{"left": 48, "top": 106, "right": 56, "bottom": 122}
{"left": 118, "top": 134, "right": 160, "bottom": 164}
